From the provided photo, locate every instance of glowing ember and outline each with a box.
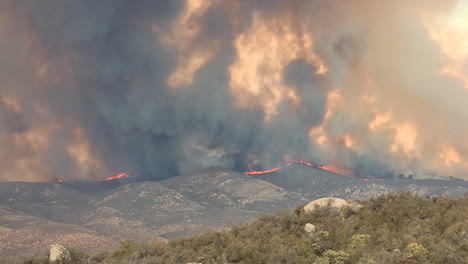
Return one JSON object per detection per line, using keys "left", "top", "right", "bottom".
{"left": 297, "top": 160, "right": 315, "bottom": 166}
{"left": 92, "top": 172, "right": 136, "bottom": 182}
{"left": 244, "top": 167, "right": 281, "bottom": 175}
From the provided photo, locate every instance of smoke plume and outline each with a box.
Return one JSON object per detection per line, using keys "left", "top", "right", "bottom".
{"left": 1, "top": 0, "right": 467, "bottom": 181}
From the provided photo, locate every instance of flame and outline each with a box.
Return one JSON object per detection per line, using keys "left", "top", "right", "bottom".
{"left": 168, "top": 49, "right": 218, "bottom": 87}
{"left": 229, "top": 11, "right": 327, "bottom": 121}
{"left": 297, "top": 160, "right": 315, "bottom": 167}
{"left": 309, "top": 126, "right": 327, "bottom": 146}
{"left": 162, "top": 2, "right": 468, "bottom": 180}
{"left": 3, "top": 1, "right": 468, "bottom": 182}
{"left": 94, "top": 172, "right": 135, "bottom": 181}
{"left": 424, "top": 7, "right": 468, "bottom": 89}
{"left": 244, "top": 160, "right": 356, "bottom": 179}
{"left": 308, "top": 90, "right": 344, "bottom": 146}
{"left": 55, "top": 172, "right": 136, "bottom": 183}
{"left": 369, "top": 112, "right": 391, "bottom": 131}
{"left": 158, "top": 0, "right": 220, "bottom": 88}
{"left": 342, "top": 134, "right": 355, "bottom": 148}
{"left": 244, "top": 166, "right": 281, "bottom": 175}
{"left": 440, "top": 146, "right": 462, "bottom": 167}
{"left": 316, "top": 164, "right": 353, "bottom": 177}
{"left": 391, "top": 123, "right": 417, "bottom": 155}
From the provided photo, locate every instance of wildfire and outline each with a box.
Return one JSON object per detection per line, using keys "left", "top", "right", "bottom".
{"left": 229, "top": 10, "right": 327, "bottom": 121}
{"left": 158, "top": 0, "right": 220, "bottom": 88}
{"left": 244, "top": 160, "right": 357, "bottom": 179}
{"left": 3, "top": 1, "right": 468, "bottom": 183}
{"left": 55, "top": 172, "right": 136, "bottom": 183}
{"left": 244, "top": 166, "right": 281, "bottom": 175}
{"left": 391, "top": 123, "right": 417, "bottom": 155}
{"left": 92, "top": 172, "right": 136, "bottom": 182}
{"left": 424, "top": 6, "right": 468, "bottom": 90}
{"left": 297, "top": 160, "right": 315, "bottom": 167}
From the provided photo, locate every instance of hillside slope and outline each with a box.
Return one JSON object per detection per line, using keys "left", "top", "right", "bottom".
{"left": 258, "top": 163, "right": 468, "bottom": 200}
{"left": 0, "top": 166, "right": 467, "bottom": 257}
{"left": 4, "top": 192, "right": 466, "bottom": 264}
{"left": 84, "top": 193, "right": 468, "bottom": 264}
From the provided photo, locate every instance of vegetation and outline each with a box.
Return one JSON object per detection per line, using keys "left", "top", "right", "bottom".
{"left": 1, "top": 192, "right": 467, "bottom": 264}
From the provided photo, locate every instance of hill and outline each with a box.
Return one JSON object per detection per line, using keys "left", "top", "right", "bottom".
{"left": 3, "top": 192, "right": 467, "bottom": 264}
{"left": 0, "top": 166, "right": 467, "bottom": 256}
{"left": 257, "top": 163, "right": 468, "bottom": 200}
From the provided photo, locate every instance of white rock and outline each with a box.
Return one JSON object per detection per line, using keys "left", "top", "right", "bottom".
{"left": 49, "top": 244, "right": 71, "bottom": 263}
{"left": 303, "top": 197, "right": 356, "bottom": 212}
{"left": 304, "top": 223, "right": 316, "bottom": 233}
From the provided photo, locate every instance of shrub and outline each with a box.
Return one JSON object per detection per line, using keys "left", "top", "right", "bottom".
{"left": 313, "top": 250, "right": 350, "bottom": 264}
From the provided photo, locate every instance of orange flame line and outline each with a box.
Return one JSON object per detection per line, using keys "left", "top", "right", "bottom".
{"left": 244, "top": 160, "right": 318, "bottom": 175}
{"left": 244, "top": 167, "right": 281, "bottom": 175}
{"left": 92, "top": 172, "right": 136, "bottom": 182}
{"left": 244, "top": 160, "right": 366, "bottom": 181}
{"left": 55, "top": 172, "right": 136, "bottom": 183}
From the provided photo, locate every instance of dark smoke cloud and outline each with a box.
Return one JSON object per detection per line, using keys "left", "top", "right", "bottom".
{"left": 0, "top": 0, "right": 466, "bottom": 181}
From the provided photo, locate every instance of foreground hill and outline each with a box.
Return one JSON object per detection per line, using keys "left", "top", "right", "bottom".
{"left": 4, "top": 193, "right": 467, "bottom": 264}
{"left": 0, "top": 165, "right": 467, "bottom": 256}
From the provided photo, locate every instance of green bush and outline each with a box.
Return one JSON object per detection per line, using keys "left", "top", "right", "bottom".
{"left": 313, "top": 250, "right": 350, "bottom": 264}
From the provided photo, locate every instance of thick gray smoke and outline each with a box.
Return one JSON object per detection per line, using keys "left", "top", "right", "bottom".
{"left": 0, "top": 0, "right": 467, "bottom": 181}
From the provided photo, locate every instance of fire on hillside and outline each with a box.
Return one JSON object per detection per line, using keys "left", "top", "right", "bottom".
{"left": 55, "top": 173, "right": 136, "bottom": 183}
{"left": 245, "top": 160, "right": 370, "bottom": 181}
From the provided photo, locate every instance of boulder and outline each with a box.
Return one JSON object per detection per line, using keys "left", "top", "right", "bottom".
{"left": 304, "top": 223, "right": 316, "bottom": 233}
{"left": 303, "top": 197, "right": 359, "bottom": 212}
{"left": 49, "top": 244, "right": 70, "bottom": 263}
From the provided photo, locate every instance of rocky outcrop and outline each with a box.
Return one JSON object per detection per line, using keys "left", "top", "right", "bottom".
{"left": 303, "top": 197, "right": 360, "bottom": 212}
{"left": 304, "top": 223, "right": 316, "bottom": 233}
{"left": 49, "top": 244, "right": 70, "bottom": 263}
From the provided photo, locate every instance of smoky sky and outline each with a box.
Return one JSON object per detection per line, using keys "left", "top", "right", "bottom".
{"left": 0, "top": 0, "right": 467, "bottom": 181}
